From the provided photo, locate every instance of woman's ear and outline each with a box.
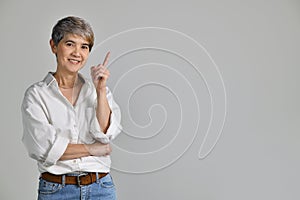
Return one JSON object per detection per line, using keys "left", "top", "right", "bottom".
{"left": 49, "top": 39, "right": 57, "bottom": 54}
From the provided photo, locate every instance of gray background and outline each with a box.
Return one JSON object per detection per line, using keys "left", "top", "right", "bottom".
{"left": 0, "top": 0, "right": 299, "bottom": 199}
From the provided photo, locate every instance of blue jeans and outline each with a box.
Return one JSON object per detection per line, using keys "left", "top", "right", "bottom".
{"left": 38, "top": 173, "right": 117, "bottom": 200}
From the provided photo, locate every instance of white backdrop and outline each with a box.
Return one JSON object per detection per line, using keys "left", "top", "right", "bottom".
{"left": 0, "top": 0, "right": 299, "bottom": 199}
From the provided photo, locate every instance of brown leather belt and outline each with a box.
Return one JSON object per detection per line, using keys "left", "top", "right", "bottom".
{"left": 41, "top": 172, "right": 108, "bottom": 186}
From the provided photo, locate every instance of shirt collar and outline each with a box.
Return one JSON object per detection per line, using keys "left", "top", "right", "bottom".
{"left": 42, "top": 72, "right": 56, "bottom": 86}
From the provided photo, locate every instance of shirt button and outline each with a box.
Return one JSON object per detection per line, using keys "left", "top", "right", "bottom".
{"left": 73, "top": 160, "right": 77, "bottom": 163}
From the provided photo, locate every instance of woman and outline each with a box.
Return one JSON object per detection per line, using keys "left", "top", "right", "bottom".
{"left": 21, "top": 16, "right": 122, "bottom": 199}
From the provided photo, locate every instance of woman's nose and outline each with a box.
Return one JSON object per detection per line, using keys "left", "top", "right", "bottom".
{"left": 72, "top": 46, "right": 81, "bottom": 57}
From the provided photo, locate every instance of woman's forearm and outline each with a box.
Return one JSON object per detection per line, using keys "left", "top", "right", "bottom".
{"left": 96, "top": 89, "right": 111, "bottom": 133}
{"left": 59, "top": 144, "right": 90, "bottom": 160}
{"left": 59, "top": 142, "right": 112, "bottom": 161}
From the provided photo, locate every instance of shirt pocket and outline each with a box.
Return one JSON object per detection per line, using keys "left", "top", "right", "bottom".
{"left": 82, "top": 107, "right": 97, "bottom": 143}
{"left": 85, "top": 107, "right": 95, "bottom": 125}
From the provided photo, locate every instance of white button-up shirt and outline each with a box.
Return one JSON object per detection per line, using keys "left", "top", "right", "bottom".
{"left": 21, "top": 72, "right": 122, "bottom": 174}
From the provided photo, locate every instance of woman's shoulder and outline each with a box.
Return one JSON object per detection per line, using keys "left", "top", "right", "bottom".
{"left": 22, "top": 82, "right": 46, "bottom": 104}
{"left": 23, "top": 73, "right": 54, "bottom": 98}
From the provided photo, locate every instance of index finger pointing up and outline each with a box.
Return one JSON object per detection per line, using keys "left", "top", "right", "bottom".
{"left": 102, "top": 51, "right": 111, "bottom": 67}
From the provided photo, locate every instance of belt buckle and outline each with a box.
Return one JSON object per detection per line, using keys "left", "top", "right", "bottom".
{"left": 76, "top": 172, "right": 88, "bottom": 187}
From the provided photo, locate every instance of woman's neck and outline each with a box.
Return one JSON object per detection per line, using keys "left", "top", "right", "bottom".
{"left": 53, "top": 70, "right": 81, "bottom": 89}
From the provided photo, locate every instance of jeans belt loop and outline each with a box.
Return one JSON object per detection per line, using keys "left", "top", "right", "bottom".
{"left": 77, "top": 173, "right": 88, "bottom": 187}
{"left": 62, "top": 175, "right": 66, "bottom": 187}
{"left": 96, "top": 172, "right": 99, "bottom": 183}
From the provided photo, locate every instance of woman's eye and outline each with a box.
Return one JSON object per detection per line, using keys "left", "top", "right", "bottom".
{"left": 66, "top": 43, "right": 73, "bottom": 47}
{"left": 82, "top": 45, "right": 89, "bottom": 50}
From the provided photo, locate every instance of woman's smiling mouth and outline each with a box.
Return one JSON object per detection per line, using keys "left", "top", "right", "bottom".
{"left": 68, "top": 58, "right": 81, "bottom": 64}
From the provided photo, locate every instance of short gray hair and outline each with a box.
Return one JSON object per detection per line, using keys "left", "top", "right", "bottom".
{"left": 51, "top": 16, "right": 94, "bottom": 51}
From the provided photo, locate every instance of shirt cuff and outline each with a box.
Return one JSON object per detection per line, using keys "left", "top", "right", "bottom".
{"left": 89, "top": 110, "right": 122, "bottom": 144}
{"left": 90, "top": 114, "right": 110, "bottom": 143}
{"left": 43, "top": 129, "right": 71, "bottom": 167}
{"left": 106, "top": 108, "right": 122, "bottom": 140}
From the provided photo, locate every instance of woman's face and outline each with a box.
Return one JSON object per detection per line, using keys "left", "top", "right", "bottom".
{"left": 50, "top": 34, "right": 90, "bottom": 74}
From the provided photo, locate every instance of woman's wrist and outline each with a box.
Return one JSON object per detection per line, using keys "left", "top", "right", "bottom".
{"left": 96, "top": 87, "right": 107, "bottom": 97}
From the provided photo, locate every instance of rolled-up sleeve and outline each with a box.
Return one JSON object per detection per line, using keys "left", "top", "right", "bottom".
{"left": 89, "top": 87, "right": 122, "bottom": 143}
{"left": 21, "top": 88, "right": 70, "bottom": 167}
